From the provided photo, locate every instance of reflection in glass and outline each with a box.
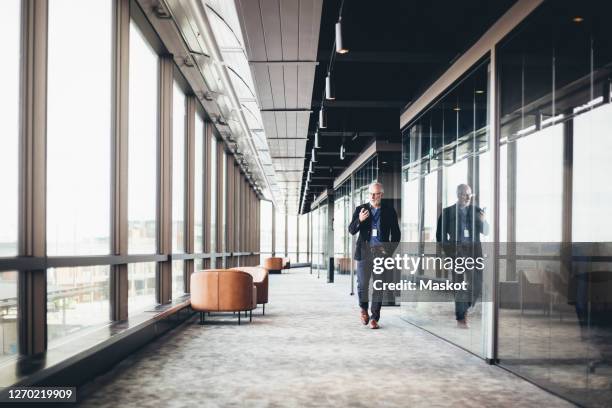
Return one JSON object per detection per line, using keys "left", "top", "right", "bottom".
{"left": 128, "top": 21, "right": 158, "bottom": 254}
{"left": 47, "top": 0, "right": 112, "bottom": 255}
{"left": 496, "top": 2, "right": 612, "bottom": 404}
{"left": 0, "top": 0, "right": 20, "bottom": 257}
{"left": 515, "top": 125, "right": 563, "bottom": 243}
{"left": 172, "top": 83, "right": 186, "bottom": 253}
{"left": 47, "top": 266, "right": 110, "bottom": 346}
{"left": 128, "top": 263, "right": 157, "bottom": 314}
{"left": 572, "top": 103, "right": 612, "bottom": 242}
{"left": 0, "top": 271, "right": 18, "bottom": 360}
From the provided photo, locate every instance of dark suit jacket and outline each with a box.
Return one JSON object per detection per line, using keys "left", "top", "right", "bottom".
{"left": 348, "top": 202, "right": 401, "bottom": 261}
{"left": 436, "top": 204, "right": 485, "bottom": 263}
{"left": 435, "top": 204, "right": 485, "bottom": 243}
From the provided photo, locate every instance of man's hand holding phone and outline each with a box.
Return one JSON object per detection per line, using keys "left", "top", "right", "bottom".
{"left": 359, "top": 208, "right": 369, "bottom": 222}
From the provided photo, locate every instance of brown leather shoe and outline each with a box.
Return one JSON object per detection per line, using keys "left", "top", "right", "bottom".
{"left": 370, "top": 320, "right": 380, "bottom": 329}
{"left": 456, "top": 319, "right": 470, "bottom": 329}
{"left": 360, "top": 309, "right": 370, "bottom": 325}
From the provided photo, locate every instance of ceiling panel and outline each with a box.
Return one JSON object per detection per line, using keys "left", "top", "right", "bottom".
{"left": 236, "top": 0, "right": 323, "bottom": 212}
{"left": 279, "top": 0, "right": 299, "bottom": 60}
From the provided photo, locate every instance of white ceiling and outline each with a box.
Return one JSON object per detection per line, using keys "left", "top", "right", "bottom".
{"left": 235, "top": 0, "right": 323, "bottom": 214}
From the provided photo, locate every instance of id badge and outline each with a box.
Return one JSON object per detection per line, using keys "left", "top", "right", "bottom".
{"left": 372, "top": 228, "right": 378, "bottom": 237}
{"left": 464, "top": 229, "right": 470, "bottom": 238}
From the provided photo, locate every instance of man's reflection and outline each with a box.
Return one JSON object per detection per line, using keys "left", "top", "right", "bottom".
{"left": 436, "top": 184, "right": 488, "bottom": 328}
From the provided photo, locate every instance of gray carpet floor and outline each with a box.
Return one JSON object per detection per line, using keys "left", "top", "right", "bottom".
{"left": 78, "top": 268, "right": 574, "bottom": 408}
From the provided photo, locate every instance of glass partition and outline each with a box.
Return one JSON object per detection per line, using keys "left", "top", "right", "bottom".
{"left": 496, "top": 2, "right": 612, "bottom": 405}
{"left": 400, "top": 60, "right": 491, "bottom": 356}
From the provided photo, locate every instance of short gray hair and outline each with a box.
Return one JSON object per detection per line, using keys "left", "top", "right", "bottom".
{"left": 369, "top": 181, "right": 384, "bottom": 193}
{"left": 456, "top": 184, "right": 471, "bottom": 194}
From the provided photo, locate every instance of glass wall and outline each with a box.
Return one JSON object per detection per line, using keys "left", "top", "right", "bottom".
{"left": 47, "top": 266, "right": 110, "bottom": 346}
{"left": 47, "top": 0, "right": 112, "bottom": 256}
{"left": 209, "top": 136, "right": 217, "bottom": 265}
{"left": 274, "top": 208, "right": 286, "bottom": 257}
{"left": 298, "top": 214, "right": 309, "bottom": 262}
{"left": 172, "top": 83, "right": 186, "bottom": 253}
{"left": 287, "top": 214, "right": 297, "bottom": 262}
{"left": 311, "top": 201, "right": 328, "bottom": 275}
{"left": 0, "top": 0, "right": 20, "bottom": 361}
{"left": 0, "top": 0, "right": 263, "bottom": 367}
{"left": 259, "top": 200, "right": 273, "bottom": 264}
{"left": 334, "top": 181, "right": 352, "bottom": 274}
{"left": 400, "top": 61, "right": 491, "bottom": 356}
{"left": 0, "top": 271, "right": 18, "bottom": 360}
{"left": 128, "top": 21, "right": 158, "bottom": 254}
{"left": 194, "top": 114, "right": 204, "bottom": 254}
{"left": 46, "top": 0, "right": 113, "bottom": 345}
{"left": 128, "top": 263, "right": 156, "bottom": 315}
{"left": 0, "top": 0, "right": 20, "bottom": 258}
{"left": 496, "top": 2, "right": 612, "bottom": 406}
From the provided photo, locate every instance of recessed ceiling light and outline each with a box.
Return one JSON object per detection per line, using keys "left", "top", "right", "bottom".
{"left": 475, "top": 90, "right": 485, "bottom": 94}
{"left": 453, "top": 107, "right": 461, "bottom": 112}
{"left": 572, "top": 16, "right": 584, "bottom": 23}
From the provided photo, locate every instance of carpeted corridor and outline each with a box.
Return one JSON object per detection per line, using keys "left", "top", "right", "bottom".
{"left": 78, "top": 268, "right": 573, "bottom": 407}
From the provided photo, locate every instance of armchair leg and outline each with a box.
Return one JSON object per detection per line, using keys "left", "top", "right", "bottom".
{"left": 199, "top": 312, "right": 205, "bottom": 325}
{"left": 250, "top": 310, "right": 252, "bottom": 322}
{"left": 263, "top": 304, "right": 265, "bottom": 315}
{"left": 238, "top": 312, "right": 241, "bottom": 325}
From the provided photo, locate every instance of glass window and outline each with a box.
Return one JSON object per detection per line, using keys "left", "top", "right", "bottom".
{"left": 422, "top": 172, "right": 438, "bottom": 243}
{"left": 47, "top": 0, "right": 112, "bottom": 255}
{"left": 194, "top": 115, "right": 204, "bottom": 253}
{"left": 209, "top": 136, "right": 217, "bottom": 257}
{"left": 298, "top": 214, "right": 308, "bottom": 262}
{"left": 0, "top": 271, "right": 18, "bottom": 360}
{"left": 402, "top": 178, "right": 420, "bottom": 242}
{"left": 47, "top": 266, "right": 110, "bottom": 346}
{"left": 128, "top": 21, "right": 158, "bottom": 254}
{"left": 0, "top": 0, "right": 20, "bottom": 257}
{"left": 172, "top": 260, "right": 184, "bottom": 298}
{"left": 128, "top": 262, "right": 157, "bottom": 314}
{"left": 172, "top": 82, "right": 186, "bottom": 253}
{"left": 275, "top": 209, "right": 285, "bottom": 256}
{"left": 287, "top": 214, "right": 297, "bottom": 262}
{"left": 259, "top": 200, "right": 273, "bottom": 264}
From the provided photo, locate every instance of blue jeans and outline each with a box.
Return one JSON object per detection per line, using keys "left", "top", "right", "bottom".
{"left": 356, "top": 253, "right": 383, "bottom": 321}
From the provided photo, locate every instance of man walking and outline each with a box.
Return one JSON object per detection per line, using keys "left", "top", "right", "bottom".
{"left": 348, "top": 182, "right": 401, "bottom": 329}
{"left": 436, "top": 184, "right": 488, "bottom": 328}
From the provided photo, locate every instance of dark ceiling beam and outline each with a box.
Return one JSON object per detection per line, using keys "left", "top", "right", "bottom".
{"left": 318, "top": 51, "right": 452, "bottom": 64}
{"left": 313, "top": 100, "right": 406, "bottom": 109}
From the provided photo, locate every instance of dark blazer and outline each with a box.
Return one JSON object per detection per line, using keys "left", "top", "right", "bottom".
{"left": 435, "top": 204, "right": 485, "bottom": 243}
{"left": 348, "top": 202, "right": 401, "bottom": 261}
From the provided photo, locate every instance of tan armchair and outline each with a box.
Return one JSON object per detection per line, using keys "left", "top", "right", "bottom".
{"left": 264, "top": 257, "right": 283, "bottom": 274}
{"left": 232, "top": 266, "right": 269, "bottom": 314}
{"left": 190, "top": 269, "right": 256, "bottom": 324}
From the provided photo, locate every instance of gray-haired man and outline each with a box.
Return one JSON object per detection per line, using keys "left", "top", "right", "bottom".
{"left": 348, "top": 182, "right": 401, "bottom": 329}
